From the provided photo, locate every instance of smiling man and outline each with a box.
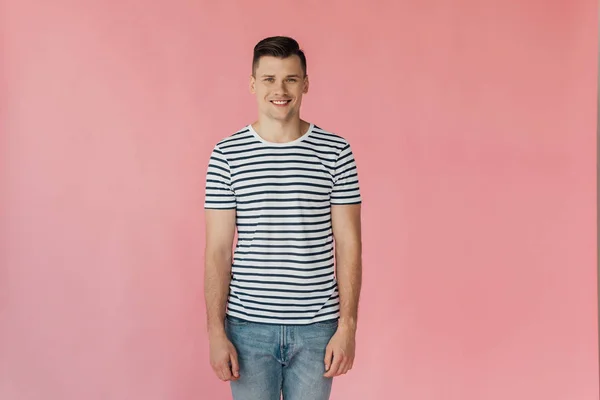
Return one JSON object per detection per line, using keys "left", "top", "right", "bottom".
{"left": 203, "top": 36, "right": 363, "bottom": 400}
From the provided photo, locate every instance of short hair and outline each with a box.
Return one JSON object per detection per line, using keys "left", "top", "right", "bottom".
{"left": 252, "top": 36, "right": 307, "bottom": 77}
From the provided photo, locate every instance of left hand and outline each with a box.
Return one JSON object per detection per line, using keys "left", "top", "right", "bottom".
{"left": 323, "top": 326, "right": 356, "bottom": 378}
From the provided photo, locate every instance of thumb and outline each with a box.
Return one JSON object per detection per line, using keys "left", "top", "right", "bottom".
{"left": 230, "top": 350, "right": 240, "bottom": 378}
{"left": 324, "top": 346, "right": 333, "bottom": 371}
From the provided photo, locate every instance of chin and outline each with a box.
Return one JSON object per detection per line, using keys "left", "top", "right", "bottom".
{"left": 263, "top": 109, "right": 292, "bottom": 120}
{"left": 267, "top": 114, "right": 290, "bottom": 122}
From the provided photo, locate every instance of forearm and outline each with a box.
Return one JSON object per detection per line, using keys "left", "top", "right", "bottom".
{"left": 335, "top": 245, "right": 362, "bottom": 332}
{"left": 204, "top": 250, "right": 232, "bottom": 337}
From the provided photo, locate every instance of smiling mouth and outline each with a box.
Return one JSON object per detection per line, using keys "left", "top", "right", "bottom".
{"left": 270, "top": 100, "right": 291, "bottom": 106}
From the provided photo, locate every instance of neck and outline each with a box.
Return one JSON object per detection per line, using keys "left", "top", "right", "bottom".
{"left": 252, "top": 116, "right": 310, "bottom": 144}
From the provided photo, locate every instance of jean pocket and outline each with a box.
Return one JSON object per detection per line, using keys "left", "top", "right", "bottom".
{"left": 226, "top": 315, "right": 250, "bottom": 326}
{"left": 313, "top": 318, "right": 339, "bottom": 328}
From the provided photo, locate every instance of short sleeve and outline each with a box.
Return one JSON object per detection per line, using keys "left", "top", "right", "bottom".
{"left": 331, "top": 143, "right": 362, "bottom": 205}
{"left": 204, "top": 145, "right": 236, "bottom": 209}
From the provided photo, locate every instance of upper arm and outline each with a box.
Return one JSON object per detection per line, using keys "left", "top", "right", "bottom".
{"left": 204, "top": 144, "right": 236, "bottom": 256}
{"left": 205, "top": 209, "right": 236, "bottom": 256}
{"left": 331, "top": 141, "right": 362, "bottom": 249}
{"left": 331, "top": 204, "right": 362, "bottom": 251}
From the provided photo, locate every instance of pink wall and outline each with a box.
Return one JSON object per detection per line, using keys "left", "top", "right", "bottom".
{"left": 1, "top": 1, "right": 598, "bottom": 399}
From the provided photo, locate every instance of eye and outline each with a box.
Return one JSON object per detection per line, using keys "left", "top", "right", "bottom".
{"left": 264, "top": 78, "right": 275, "bottom": 82}
{"left": 286, "top": 78, "right": 297, "bottom": 83}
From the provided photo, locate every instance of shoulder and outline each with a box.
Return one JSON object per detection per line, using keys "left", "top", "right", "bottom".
{"left": 211, "top": 125, "right": 254, "bottom": 152}
{"left": 310, "top": 124, "right": 353, "bottom": 151}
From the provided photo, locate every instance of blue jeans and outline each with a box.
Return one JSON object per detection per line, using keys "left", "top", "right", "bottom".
{"left": 225, "top": 315, "right": 338, "bottom": 400}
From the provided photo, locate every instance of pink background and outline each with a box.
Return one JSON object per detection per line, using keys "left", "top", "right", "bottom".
{"left": 1, "top": 1, "right": 598, "bottom": 399}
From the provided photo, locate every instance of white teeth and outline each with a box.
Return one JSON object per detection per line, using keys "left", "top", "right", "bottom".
{"left": 272, "top": 100, "right": 289, "bottom": 105}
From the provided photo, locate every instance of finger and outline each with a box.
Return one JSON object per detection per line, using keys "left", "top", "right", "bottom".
{"left": 328, "top": 357, "right": 343, "bottom": 377}
{"left": 214, "top": 367, "right": 225, "bottom": 381}
{"left": 230, "top": 352, "right": 240, "bottom": 379}
{"left": 343, "top": 358, "right": 354, "bottom": 374}
{"left": 324, "top": 352, "right": 344, "bottom": 378}
{"left": 338, "top": 360, "right": 348, "bottom": 375}
{"left": 341, "top": 360, "right": 353, "bottom": 375}
{"left": 221, "top": 363, "right": 232, "bottom": 381}
{"left": 212, "top": 364, "right": 224, "bottom": 381}
{"left": 324, "top": 346, "right": 334, "bottom": 373}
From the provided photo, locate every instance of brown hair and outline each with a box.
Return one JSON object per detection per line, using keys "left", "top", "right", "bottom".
{"left": 252, "top": 36, "right": 307, "bottom": 77}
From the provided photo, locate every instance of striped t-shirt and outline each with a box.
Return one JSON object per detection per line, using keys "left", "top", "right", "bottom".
{"left": 204, "top": 122, "right": 361, "bottom": 325}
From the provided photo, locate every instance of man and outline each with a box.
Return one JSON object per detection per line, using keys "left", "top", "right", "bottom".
{"left": 203, "top": 36, "right": 362, "bottom": 400}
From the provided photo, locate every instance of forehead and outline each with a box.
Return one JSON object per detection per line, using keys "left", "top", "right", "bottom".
{"left": 255, "top": 55, "right": 303, "bottom": 75}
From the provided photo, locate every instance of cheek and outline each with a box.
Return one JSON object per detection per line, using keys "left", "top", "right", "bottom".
{"left": 259, "top": 88, "right": 271, "bottom": 98}
{"left": 255, "top": 88, "right": 267, "bottom": 99}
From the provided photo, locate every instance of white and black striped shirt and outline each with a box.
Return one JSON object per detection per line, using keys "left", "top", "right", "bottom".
{"left": 204, "top": 123, "right": 361, "bottom": 325}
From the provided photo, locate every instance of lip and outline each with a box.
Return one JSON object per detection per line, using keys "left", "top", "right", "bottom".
{"left": 270, "top": 99, "right": 292, "bottom": 107}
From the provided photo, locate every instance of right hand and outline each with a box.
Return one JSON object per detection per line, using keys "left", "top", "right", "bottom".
{"left": 209, "top": 332, "right": 240, "bottom": 381}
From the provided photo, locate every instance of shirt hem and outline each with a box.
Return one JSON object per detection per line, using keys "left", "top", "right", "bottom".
{"left": 225, "top": 311, "right": 340, "bottom": 326}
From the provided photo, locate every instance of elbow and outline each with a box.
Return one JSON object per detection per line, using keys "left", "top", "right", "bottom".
{"left": 205, "top": 246, "right": 233, "bottom": 267}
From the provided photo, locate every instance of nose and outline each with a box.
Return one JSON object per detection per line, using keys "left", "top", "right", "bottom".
{"left": 272, "top": 80, "right": 287, "bottom": 96}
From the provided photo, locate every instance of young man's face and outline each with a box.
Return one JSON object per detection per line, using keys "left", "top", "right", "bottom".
{"left": 250, "top": 55, "right": 309, "bottom": 123}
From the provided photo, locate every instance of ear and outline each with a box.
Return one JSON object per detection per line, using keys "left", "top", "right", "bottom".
{"left": 249, "top": 75, "right": 256, "bottom": 94}
{"left": 303, "top": 75, "right": 309, "bottom": 94}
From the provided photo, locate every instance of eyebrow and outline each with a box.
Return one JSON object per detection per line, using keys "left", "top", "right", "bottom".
{"left": 261, "top": 74, "right": 302, "bottom": 78}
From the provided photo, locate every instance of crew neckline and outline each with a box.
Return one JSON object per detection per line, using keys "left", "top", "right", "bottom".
{"left": 248, "top": 123, "right": 314, "bottom": 146}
